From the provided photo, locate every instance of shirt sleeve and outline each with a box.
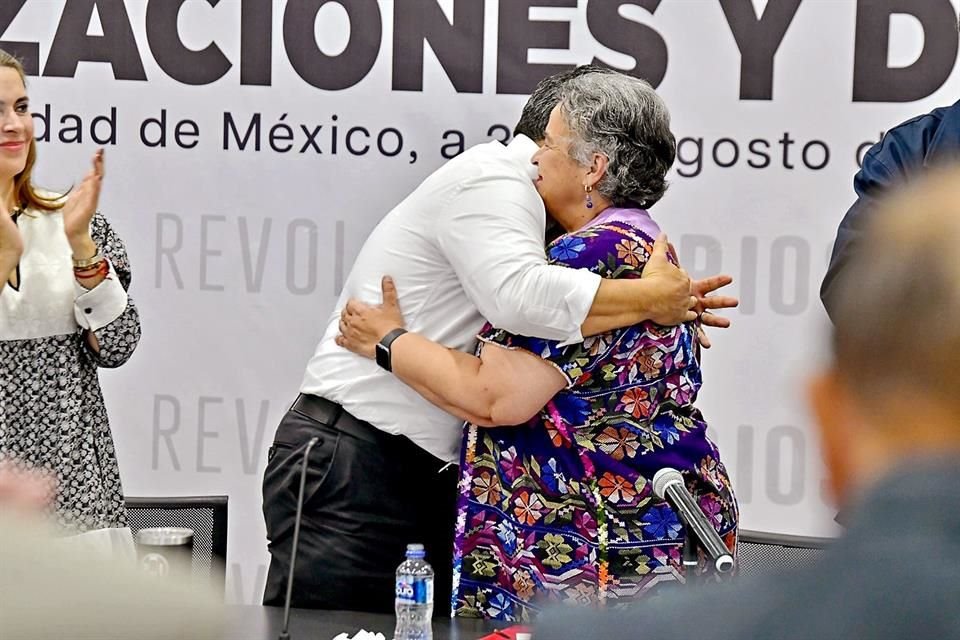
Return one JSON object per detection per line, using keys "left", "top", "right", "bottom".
{"left": 821, "top": 125, "right": 917, "bottom": 320}
{"left": 73, "top": 261, "right": 128, "bottom": 331}
{"left": 76, "top": 212, "right": 142, "bottom": 368}
{"left": 479, "top": 327, "right": 608, "bottom": 390}
{"left": 435, "top": 171, "right": 600, "bottom": 344}
{"left": 479, "top": 219, "right": 656, "bottom": 389}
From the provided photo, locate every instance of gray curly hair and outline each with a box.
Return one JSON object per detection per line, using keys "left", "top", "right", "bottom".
{"left": 557, "top": 73, "right": 676, "bottom": 208}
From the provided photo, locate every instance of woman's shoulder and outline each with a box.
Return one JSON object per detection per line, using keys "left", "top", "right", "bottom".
{"left": 561, "top": 207, "right": 662, "bottom": 249}
{"left": 591, "top": 207, "right": 661, "bottom": 239}
{"left": 548, "top": 207, "right": 661, "bottom": 273}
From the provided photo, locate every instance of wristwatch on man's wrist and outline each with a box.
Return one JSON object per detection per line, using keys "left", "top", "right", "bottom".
{"left": 375, "top": 328, "right": 408, "bottom": 372}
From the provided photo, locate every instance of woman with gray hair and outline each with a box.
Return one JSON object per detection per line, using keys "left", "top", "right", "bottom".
{"left": 337, "top": 72, "right": 738, "bottom": 620}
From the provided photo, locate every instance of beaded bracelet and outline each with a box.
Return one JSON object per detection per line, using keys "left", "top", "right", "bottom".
{"left": 74, "top": 259, "right": 109, "bottom": 280}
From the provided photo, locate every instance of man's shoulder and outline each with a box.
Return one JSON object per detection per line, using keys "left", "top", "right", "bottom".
{"left": 443, "top": 140, "right": 533, "bottom": 180}
{"left": 391, "top": 140, "right": 529, "bottom": 206}
{"left": 879, "top": 100, "right": 960, "bottom": 140}
{"left": 439, "top": 145, "right": 540, "bottom": 206}
{"left": 864, "top": 101, "right": 960, "bottom": 174}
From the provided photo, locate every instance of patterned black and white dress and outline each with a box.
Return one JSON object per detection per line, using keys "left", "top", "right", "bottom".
{"left": 0, "top": 206, "right": 140, "bottom": 533}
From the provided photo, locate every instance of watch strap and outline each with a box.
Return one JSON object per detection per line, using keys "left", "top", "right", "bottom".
{"left": 375, "top": 328, "right": 408, "bottom": 372}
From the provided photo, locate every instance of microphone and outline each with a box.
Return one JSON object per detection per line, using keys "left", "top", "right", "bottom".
{"left": 279, "top": 436, "right": 320, "bottom": 640}
{"left": 652, "top": 467, "right": 734, "bottom": 574}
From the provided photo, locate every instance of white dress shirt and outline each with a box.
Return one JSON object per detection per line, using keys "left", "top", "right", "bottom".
{"left": 301, "top": 135, "right": 601, "bottom": 462}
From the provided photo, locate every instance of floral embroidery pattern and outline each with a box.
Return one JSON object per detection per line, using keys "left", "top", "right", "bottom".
{"left": 451, "top": 208, "right": 738, "bottom": 622}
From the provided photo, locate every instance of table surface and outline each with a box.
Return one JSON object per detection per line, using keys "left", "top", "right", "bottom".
{"left": 226, "top": 605, "right": 504, "bottom": 640}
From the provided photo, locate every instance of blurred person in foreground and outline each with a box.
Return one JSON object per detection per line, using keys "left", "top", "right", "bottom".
{"left": 0, "top": 467, "right": 223, "bottom": 640}
{"left": 536, "top": 165, "right": 960, "bottom": 639}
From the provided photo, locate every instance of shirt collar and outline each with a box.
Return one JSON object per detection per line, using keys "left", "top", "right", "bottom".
{"left": 505, "top": 134, "right": 541, "bottom": 181}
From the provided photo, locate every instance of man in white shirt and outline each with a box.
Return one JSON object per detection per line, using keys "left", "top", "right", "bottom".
{"left": 262, "top": 66, "right": 736, "bottom": 613}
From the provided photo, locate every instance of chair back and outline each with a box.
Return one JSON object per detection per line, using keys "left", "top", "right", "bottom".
{"left": 125, "top": 495, "right": 228, "bottom": 594}
{"left": 736, "top": 528, "right": 831, "bottom": 577}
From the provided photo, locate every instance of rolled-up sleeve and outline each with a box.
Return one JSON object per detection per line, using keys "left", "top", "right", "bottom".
{"left": 436, "top": 172, "right": 600, "bottom": 344}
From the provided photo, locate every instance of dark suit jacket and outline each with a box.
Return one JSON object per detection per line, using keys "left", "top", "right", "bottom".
{"left": 821, "top": 101, "right": 960, "bottom": 320}
{"left": 536, "top": 459, "right": 960, "bottom": 639}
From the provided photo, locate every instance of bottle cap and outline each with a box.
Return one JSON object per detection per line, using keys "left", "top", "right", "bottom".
{"left": 405, "top": 543, "right": 426, "bottom": 558}
{"left": 137, "top": 527, "right": 194, "bottom": 546}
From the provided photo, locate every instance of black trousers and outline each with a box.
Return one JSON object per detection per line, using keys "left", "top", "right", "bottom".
{"left": 262, "top": 394, "right": 458, "bottom": 614}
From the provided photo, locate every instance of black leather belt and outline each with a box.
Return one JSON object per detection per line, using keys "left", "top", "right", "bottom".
{"left": 283, "top": 393, "right": 456, "bottom": 473}
{"left": 289, "top": 393, "right": 384, "bottom": 446}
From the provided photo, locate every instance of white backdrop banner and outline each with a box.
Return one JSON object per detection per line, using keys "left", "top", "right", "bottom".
{"left": 9, "top": 0, "right": 960, "bottom": 603}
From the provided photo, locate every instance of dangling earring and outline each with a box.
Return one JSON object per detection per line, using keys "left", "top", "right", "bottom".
{"left": 584, "top": 185, "right": 594, "bottom": 209}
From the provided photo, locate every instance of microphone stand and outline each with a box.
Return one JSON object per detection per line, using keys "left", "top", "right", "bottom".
{"left": 279, "top": 436, "right": 319, "bottom": 640}
{"left": 652, "top": 467, "right": 735, "bottom": 589}
{"left": 682, "top": 534, "right": 700, "bottom": 589}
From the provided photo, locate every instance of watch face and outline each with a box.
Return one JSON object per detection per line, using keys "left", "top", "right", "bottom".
{"left": 375, "top": 342, "right": 390, "bottom": 370}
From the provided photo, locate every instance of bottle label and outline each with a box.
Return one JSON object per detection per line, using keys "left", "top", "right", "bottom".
{"left": 395, "top": 576, "right": 433, "bottom": 605}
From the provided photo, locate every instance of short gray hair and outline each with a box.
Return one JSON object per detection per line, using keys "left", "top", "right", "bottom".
{"left": 832, "top": 164, "right": 960, "bottom": 415}
{"left": 557, "top": 73, "right": 676, "bottom": 208}
{"left": 513, "top": 64, "right": 615, "bottom": 142}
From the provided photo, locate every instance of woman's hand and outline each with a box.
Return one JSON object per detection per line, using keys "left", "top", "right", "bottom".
{"left": 336, "top": 276, "right": 406, "bottom": 359}
{"left": 0, "top": 462, "right": 55, "bottom": 513}
{"left": 61, "top": 149, "right": 104, "bottom": 260}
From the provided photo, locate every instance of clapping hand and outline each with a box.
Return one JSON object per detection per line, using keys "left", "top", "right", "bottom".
{"left": 61, "top": 149, "right": 104, "bottom": 260}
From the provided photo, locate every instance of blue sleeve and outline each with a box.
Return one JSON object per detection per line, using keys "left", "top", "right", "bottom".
{"left": 820, "top": 129, "right": 912, "bottom": 320}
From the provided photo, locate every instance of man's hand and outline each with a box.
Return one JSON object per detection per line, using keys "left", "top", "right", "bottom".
{"left": 640, "top": 233, "right": 698, "bottom": 325}
{"left": 336, "top": 276, "right": 406, "bottom": 359}
{"left": 690, "top": 274, "right": 738, "bottom": 348}
{"left": 583, "top": 233, "right": 739, "bottom": 341}
{"left": 691, "top": 275, "right": 738, "bottom": 324}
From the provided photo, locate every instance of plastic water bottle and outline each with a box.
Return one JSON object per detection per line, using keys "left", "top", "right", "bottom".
{"left": 394, "top": 543, "right": 434, "bottom": 640}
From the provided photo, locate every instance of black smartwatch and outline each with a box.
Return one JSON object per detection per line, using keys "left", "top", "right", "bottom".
{"left": 375, "top": 328, "right": 408, "bottom": 372}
